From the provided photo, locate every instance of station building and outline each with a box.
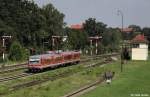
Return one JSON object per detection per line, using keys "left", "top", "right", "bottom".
{"left": 131, "top": 34, "right": 148, "bottom": 60}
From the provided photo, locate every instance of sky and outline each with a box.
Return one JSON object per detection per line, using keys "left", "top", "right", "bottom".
{"left": 33, "top": 0, "right": 150, "bottom": 28}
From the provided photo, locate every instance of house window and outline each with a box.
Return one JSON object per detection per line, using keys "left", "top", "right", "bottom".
{"left": 132, "top": 44, "right": 139, "bottom": 48}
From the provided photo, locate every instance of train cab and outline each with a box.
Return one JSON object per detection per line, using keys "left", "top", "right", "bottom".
{"left": 28, "top": 50, "right": 81, "bottom": 72}
{"left": 28, "top": 55, "right": 41, "bottom": 70}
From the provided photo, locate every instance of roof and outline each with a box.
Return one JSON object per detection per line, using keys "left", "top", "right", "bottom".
{"left": 89, "top": 36, "right": 102, "bottom": 40}
{"left": 131, "top": 34, "right": 148, "bottom": 43}
{"left": 120, "top": 28, "right": 133, "bottom": 33}
{"left": 70, "top": 24, "right": 83, "bottom": 30}
{"left": 30, "top": 54, "right": 54, "bottom": 59}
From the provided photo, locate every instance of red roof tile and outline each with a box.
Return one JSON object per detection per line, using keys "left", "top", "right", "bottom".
{"left": 120, "top": 28, "right": 133, "bottom": 32}
{"left": 131, "top": 34, "right": 148, "bottom": 43}
{"left": 70, "top": 24, "right": 83, "bottom": 30}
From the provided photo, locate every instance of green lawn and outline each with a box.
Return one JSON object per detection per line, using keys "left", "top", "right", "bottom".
{"left": 2, "top": 59, "right": 150, "bottom": 97}
{"left": 79, "top": 61, "right": 150, "bottom": 97}
{"left": 0, "top": 59, "right": 105, "bottom": 97}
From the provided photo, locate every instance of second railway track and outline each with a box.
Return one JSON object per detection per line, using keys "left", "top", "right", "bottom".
{"left": 0, "top": 53, "right": 118, "bottom": 83}
{"left": 0, "top": 57, "right": 115, "bottom": 96}
{"left": 0, "top": 53, "right": 119, "bottom": 74}
{"left": 0, "top": 73, "right": 33, "bottom": 82}
{"left": 0, "top": 63, "right": 27, "bottom": 74}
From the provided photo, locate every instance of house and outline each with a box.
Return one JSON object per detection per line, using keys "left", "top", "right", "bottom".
{"left": 131, "top": 34, "right": 148, "bottom": 60}
{"left": 120, "top": 28, "right": 134, "bottom": 40}
{"left": 70, "top": 24, "right": 83, "bottom": 30}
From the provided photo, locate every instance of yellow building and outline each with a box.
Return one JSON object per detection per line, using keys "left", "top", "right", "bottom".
{"left": 131, "top": 35, "right": 148, "bottom": 60}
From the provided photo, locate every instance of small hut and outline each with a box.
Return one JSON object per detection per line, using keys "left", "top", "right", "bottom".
{"left": 131, "top": 35, "right": 148, "bottom": 60}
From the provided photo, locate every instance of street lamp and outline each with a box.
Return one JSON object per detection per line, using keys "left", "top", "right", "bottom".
{"left": 117, "top": 10, "right": 124, "bottom": 72}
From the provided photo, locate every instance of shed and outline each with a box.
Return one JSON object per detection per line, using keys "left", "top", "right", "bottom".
{"left": 131, "top": 35, "right": 148, "bottom": 60}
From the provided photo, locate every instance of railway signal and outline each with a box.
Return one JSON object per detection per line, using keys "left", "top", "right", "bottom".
{"left": 1, "top": 35, "right": 12, "bottom": 67}
{"left": 52, "top": 36, "right": 68, "bottom": 50}
{"left": 89, "top": 36, "right": 102, "bottom": 55}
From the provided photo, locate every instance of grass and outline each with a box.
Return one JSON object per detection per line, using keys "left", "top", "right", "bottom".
{"left": 1, "top": 59, "right": 114, "bottom": 97}
{"left": 0, "top": 60, "right": 26, "bottom": 67}
{"left": 3, "top": 55, "right": 149, "bottom": 97}
{"left": 0, "top": 59, "right": 103, "bottom": 94}
{"left": 79, "top": 60, "right": 150, "bottom": 97}
{"left": 0, "top": 69, "right": 28, "bottom": 77}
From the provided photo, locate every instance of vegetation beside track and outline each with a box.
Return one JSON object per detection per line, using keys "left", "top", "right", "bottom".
{"left": 0, "top": 58, "right": 117, "bottom": 97}
{"left": 0, "top": 53, "right": 117, "bottom": 82}
{"left": 79, "top": 61, "right": 150, "bottom": 97}
{"left": 0, "top": 58, "right": 116, "bottom": 97}
{"left": 0, "top": 69, "right": 27, "bottom": 77}
{"left": 0, "top": 59, "right": 104, "bottom": 94}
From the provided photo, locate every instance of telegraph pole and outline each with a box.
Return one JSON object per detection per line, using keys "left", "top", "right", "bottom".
{"left": 117, "top": 10, "right": 124, "bottom": 72}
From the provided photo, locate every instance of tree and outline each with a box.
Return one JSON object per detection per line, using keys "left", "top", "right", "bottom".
{"left": 0, "top": 0, "right": 65, "bottom": 53}
{"left": 102, "top": 28, "right": 121, "bottom": 52}
{"left": 8, "top": 41, "right": 27, "bottom": 61}
{"left": 83, "top": 18, "right": 107, "bottom": 36}
{"left": 128, "top": 25, "right": 141, "bottom": 32}
{"left": 66, "top": 28, "right": 88, "bottom": 50}
{"left": 41, "top": 4, "right": 65, "bottom": 50}
{"left": 142, "top": 27, "right": 150, "bottom": 49}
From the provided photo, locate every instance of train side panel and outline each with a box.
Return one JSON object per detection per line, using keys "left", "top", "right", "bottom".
{"left": 28, "top": 51, "right": 80, "bottom": 70}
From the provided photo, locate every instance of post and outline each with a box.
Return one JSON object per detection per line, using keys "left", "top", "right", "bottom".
{"left": 121, "top": 44, "right": 123, "bottom": 72}
{"left": 2, "top": 38, "right": 5, "bottom": 61}
{"left": 90, "top": 40, "right": 92, "bottom": 56}
{"left": 43, "top": 37, "right": 44, "bottom": 54}
{"left": 96, "top": 40, "right": 98, "bottom": 55}
{"left": 117, "top": 10, "right": 124, "bottom": 72}
{"left": 52, "top": 38, "right": 55, "bottom": 50}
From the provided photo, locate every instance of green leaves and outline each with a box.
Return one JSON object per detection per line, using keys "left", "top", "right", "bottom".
{"left": 0, "top": 0, "right": 65, "bottom": 53}
{"left": 8, "top": 41, "right": 29, "bottom": 61}
{"left": 65, "top": 28, "right": 88, "bottom": 50}
{"left": 83, "top": 18, "right": 107, "bottom": 36}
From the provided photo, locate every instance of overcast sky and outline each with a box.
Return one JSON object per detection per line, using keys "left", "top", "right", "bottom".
{"left": 33, "top": 0, "right": 150, "bottom": 28}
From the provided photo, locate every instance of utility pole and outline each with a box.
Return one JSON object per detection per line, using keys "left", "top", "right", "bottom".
{"left": 90, "top": 40, "right": 92, "bottom": 56}
{"left": 117, "top": 10, "right": 124, "bottom": 72}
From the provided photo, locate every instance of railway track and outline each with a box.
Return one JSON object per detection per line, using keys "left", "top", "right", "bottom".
{"left": 0, "top": 53, "right": 119, "bottom": 74}
{"left": 12, "top": 59, "right": 113, "bottom": 90}
{"left": 80, "top": 53, "right": 119, "bottom": 62}
{"left": 0, "top": 53, "right": 118, "bottom": 83}
{"left": 0, "top": 73, "right": 33, "bottom": 82}
{"left": 0, "top": 63, "right": 27, "bottom": 74}
{"left": 0, "top": 56, "right": 116, "bottom": 96}
{"left": 0, "top": 59, "right": 98, "bottom": 83}
{"left": 62, "top": 80, "right": 103, "bottom": 97}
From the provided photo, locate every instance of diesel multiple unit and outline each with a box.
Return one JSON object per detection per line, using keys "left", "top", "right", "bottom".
{"left": 28, "top": 51, "right": 80, "bottom": 71}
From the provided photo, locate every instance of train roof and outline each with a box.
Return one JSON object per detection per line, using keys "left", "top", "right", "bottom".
{"left": 29, "top": 51, "right": 80, "bottom": 59}
{"left": 61, "top": 51, "right": 80, "bottom": 54}
{"left": 29, "top": 54, "right": 54, "bottom": 59}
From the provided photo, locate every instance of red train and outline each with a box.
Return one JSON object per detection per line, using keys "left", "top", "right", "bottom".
{"left": 28, "top": 51, "right": 80, "bottom": 71}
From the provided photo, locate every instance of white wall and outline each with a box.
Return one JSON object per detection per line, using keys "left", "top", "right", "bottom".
{"left": 132, "top": 47, "right": 148, "bottom": 60}
{"left": 139, "top": 44, "right": 148, "bottom": 49}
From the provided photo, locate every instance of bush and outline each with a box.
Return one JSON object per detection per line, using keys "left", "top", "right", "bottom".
{"left": 8, "top": 41, "right": 29, "bottom": 61}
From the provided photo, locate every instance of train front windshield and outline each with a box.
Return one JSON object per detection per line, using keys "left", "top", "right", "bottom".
{"left": 29, "top": 59, "right": 40, "bottom": 64}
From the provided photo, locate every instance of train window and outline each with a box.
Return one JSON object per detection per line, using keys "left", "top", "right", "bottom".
{"left": 30, "top": 60, "right": 39, "bottom": 64}
{"left": 55, "top": 56, "right": 63, "bottom": 61}
{"left": 46, "top": 59, "right": 51, "bottom": 63}
{"left": 65, "top": 55, "right": 72, "bottom": 60}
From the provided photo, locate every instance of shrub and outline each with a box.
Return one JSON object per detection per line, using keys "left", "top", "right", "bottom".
{"left": 8, "top": 41, "right": 29, "bottom": 61}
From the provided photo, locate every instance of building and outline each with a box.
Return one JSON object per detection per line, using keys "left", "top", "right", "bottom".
{"left": 70, "top": 24, "right": 83, "bottom": 30}
{"left": 131, "top": 34, "right": 148, "bottom": 60}
{"left": 120, "top": 28, "right": 134, "bottom": 40}
{"left": 120, "top": 28, "right": 133, "bottom": 33}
